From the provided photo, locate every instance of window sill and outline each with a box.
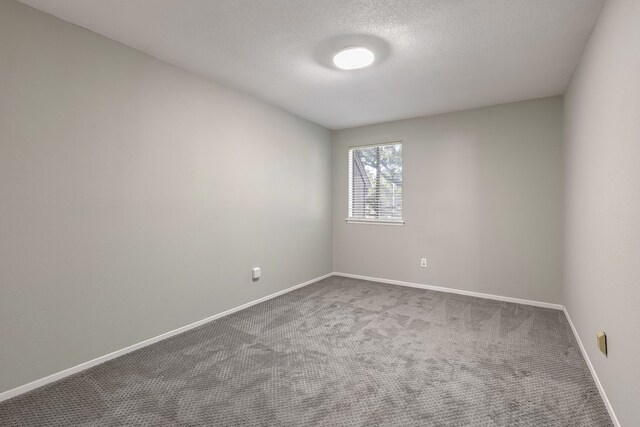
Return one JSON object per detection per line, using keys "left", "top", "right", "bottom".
{"left": 345, "top": 219, "right": 405, "bottom": 226}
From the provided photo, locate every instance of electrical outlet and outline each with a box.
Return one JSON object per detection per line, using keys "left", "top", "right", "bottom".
{"left": 596, "top": 331, "right": 607, "bottom": 356}
{"left": 420, "top": 258, "right": 427, "bottom": 268}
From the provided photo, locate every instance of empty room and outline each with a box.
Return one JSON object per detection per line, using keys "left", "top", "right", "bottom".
{"left": 0, "top": 0, "right": 638, "bottom": 425}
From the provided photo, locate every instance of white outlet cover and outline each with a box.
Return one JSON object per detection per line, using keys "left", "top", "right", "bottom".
{"left": 252, "top": 267, "right": 261, "bottom": 279}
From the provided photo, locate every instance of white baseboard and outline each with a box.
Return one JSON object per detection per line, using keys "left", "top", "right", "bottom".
{"left": 563, "top": 307, "right": 620, "bottom": 427}
{"left": 333, "top": 272, "right": 564, "bottom": 310}
{"left": 0, "top": 272, "right": 333, "bottom": 403}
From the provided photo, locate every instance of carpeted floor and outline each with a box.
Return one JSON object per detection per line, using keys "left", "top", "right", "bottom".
{"left": 0, "top": 276, "right": 612, "bottom": 426}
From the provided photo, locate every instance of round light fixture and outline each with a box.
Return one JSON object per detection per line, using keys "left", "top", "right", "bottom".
{"left": 333, "top": 46, "right": 375, "bottom": 70}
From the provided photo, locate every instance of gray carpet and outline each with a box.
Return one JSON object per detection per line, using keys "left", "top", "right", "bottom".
{"left": 0, "top": 276, "right": 612, "bottom": 426}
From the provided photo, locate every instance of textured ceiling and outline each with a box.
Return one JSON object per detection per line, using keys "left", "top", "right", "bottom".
{"left": 19, "top": 0, "right": 604, "bottom": 129}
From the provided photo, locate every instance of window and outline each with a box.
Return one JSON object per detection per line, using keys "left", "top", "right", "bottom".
{"left": 348, "top": 142, "right": 403, "bottom": 224}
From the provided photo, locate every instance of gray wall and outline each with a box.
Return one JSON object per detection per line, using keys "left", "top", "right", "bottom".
{"left": 0, "top": 0, "right": 332, "bottom": 394}
{"left": 333, "top": 97, "right": 564, "bottom": 304}
{"left": 564, "top": 0, "right": 640, "bottom": 424}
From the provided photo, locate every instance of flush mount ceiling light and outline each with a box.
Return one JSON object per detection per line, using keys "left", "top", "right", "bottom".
{"left": 333, "top": 47, "right": 375, "bottom": 70}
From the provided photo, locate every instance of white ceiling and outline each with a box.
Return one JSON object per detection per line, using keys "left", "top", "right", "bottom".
{"left": 20, "top": 0, "right": 604, "bottom": 130}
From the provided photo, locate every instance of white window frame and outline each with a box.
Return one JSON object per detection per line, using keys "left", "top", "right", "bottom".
{"left": 346, "top": 141, "right": 404, "bottom": 226}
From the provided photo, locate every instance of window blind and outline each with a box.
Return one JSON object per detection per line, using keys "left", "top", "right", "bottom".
{"left": 348, "top": 142, "right": 403, "bottom": 223}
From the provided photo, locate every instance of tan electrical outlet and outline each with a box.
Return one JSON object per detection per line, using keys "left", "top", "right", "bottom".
{"left": 596, "top": 331, "right": 607, "bottom": 356}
